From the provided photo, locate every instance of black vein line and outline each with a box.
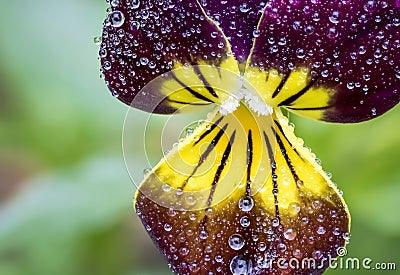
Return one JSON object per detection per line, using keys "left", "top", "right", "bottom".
{"left": 206, "top": 130, "right": 236, "bottom": 207}
{"left": 263, "top": 131, "right": 280, "bottom": 219}
{"left": 265, "top": 70, "right": 270, "bottom": 82}
{"left": 272, "top": 73, "right": 291, "bottom": 99}
{"left": 286, "top": 105, "right": 333, "bottom": 111}
{"left": 278, "top": 78, "right": 318, "bottom": 107}
{"left": 167, "top": 99, "right": 212, "bottom": 106}
{"left": 193, "top": 66, "right": 219, "bottom": 99}
{"left": 194, "top": 117, "right": 224, "bottom": 145}
{"left": 246, "top": 130, "right": 253, "bottom": 197}
{"left": 273, "top": 120, "right": 302, "bottom": 160}
{"left": 181, "top": 124, "right": 228, "bottom": 189}
{"left": 171, "top": 73, "right": 214, "bottom": 103}
{"left": 271, "top": 127, "right": 302, "bottom": 189}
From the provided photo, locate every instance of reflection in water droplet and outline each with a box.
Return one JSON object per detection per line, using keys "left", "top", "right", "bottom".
{"left": 329, "top": 11, "right": 340, "bottom": 24}
{"left": 240, "top": 216, "right": 251, "bottom": 227}
{"left": 317, "top": 226, "right": 326, "bottom": 235}
{"left": 164, "top": 223, "right": 172, "bottom": 232}
{"left": 131, "top": 0, "right": 140, "bottom": 9}
{"left": 238, "top": 196, "right": 254, "bottom": 212}
{"left": 228, "top": 234, "right": 245, "bottom": 250}
{"left": 258, "top": 242, "right": 266, "bottom": 252}
{"left": 110, "top": 11, "right": 125, "bottom": 28}
{"left": 284, "top": 228, "right": 297, "bottom": 240}
{"left": 230, "top": 255, "right": 252, "bottom": 275}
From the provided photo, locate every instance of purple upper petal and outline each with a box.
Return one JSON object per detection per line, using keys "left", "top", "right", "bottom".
{"left": 100, "top": 0, "right": 235, "bottom": 113}
{"left": 249, "top": 0, "right": 400, "bottom": 122}
{"left": 200, "top": 0, "right": 266, "bottom": 63}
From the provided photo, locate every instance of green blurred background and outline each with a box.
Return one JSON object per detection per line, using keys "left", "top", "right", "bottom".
{"left": 0, "top": 0, "right": 399, "bottom": 274}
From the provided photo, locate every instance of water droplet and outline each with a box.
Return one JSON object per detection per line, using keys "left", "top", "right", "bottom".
{"left": 312, "top": 250, "right": 323, "bottom": 259}
{"left": 164, "top": 223, "right": 172, "bottom": 232}
{"left": 347, "top": 82, "right": 355, "bottom": 90}
{"left": 253, "top": 30, "right": 261, "bottom": 38}
{"left": 110, "top": 11, "right": 125, "bottom": 28}
{"left": 278, "top": 243, "right": 287, "bottom": 252}
{"left": 284, "top": 228, "right": 297, "bottom": 241}
{"left": 238, "top": 197, "right": 254, "bottom": 212}
{"left": 395, "top": 69, "right": 400, "bottom": 79}
{"left": 239, "top": 3, "right": 251, "bottom": 13}
{"left": 140, "top": 57, "right": 149, "bottom": 65}
{"left": 162, "top": 184, "right": 171, "bottom": 192}
{"left": 230, "top": 255, "right": 252, "bottom": 275}
{"left": 317, "top": 226, "right": 326, "bottom": 235}
{"left": 364, "top": 0, "right": 377, "bottom": 12}
{"left": 199, "top": 230, "right": 208, "bottom": 240}
{"left": 103, "top": 61, "right": 112, "bottom": 70}
{"left": 228, "top": 234, "right": 245, "bottom": 250}
{"left": 342, "top": 232, "right": 351, "bottom": 242}
{"left": 130, "top": 0, "right": 140, "bottom": 9}
{"left": 179, "top": 247, "right": 189, "bottom": 256}
{"left": 296, "top": 48, "right": 305, "bottom": 59}
{"left": 240, "top": 216, "right": 251, "bottom": 227}
{"left": 329, "top": 11, "right": 340, "bottom": 24}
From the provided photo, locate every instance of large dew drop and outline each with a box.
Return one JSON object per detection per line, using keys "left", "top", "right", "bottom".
{"left": 228, "top": 234, "right": 245, "bottom": 250}
{"left": 230, "top": 255, "right": 253, "bottom": 275}
{"left": 110, "top": 11, "right": 125, "bottom": 28}
{"left": 238, "top": 196, "right": 254, "bottom": 212}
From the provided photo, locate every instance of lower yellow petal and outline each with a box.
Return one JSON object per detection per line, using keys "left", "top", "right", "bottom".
{"left": 135, "top": 104, "right": 350, "bottom": 274}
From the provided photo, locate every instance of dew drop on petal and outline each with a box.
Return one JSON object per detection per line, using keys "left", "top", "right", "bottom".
{"left": 240, "top": 216, "right": 251, "bottom": 227}
{"left": 103, "top": 61, "right": 112, "bottom": 71}
{"left": 317, "top": 226, "right": 326, "bottom": 235}
{"left": 230, "top": 255, "right": 252, "bottom": 275}
{"left": 258, "top": 242, "right": 266, "bottom": 252}
{"left": 238, "top": 196, "right": 254, "bottom": 212}
{"left": 239, "top": 3, "right": 251, "bottom": 13}
{"left": 228, "top": 234, "right": 245, "bottom": 250}
{"left": 164, "top": 223, "right": 172, "bottom": 232}
{"left": 130, "top": 0, "right": 140, "bottom": 9}
{"left": 329, "top": 11, "right": 340, "bottom": 24}
{"left": 284, "top": 228, "right": 297, "bottom": 241}
{"left": 395, "top": 69, "right": 400, "bottom": 79}
{"left": 110, "top": 11, "right": 125, "bottom": 28}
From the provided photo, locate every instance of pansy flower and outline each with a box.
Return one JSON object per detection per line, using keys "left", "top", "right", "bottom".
{"left": 99, "top": 0, "right": 399, "bottom": 274}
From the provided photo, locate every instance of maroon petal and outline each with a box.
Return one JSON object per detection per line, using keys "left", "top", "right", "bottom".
{"left": 100, "top": 0, "right": 238, "bottom": 113}
{"left": 247, "top": 0, "right": 400, "bottom": 123}
{"left": 200, "top": 0, "right": 266, "bottom": 63}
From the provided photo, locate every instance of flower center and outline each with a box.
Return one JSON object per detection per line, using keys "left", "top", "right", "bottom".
{"left": 219, "top": 87, "right": 274, "bottom": 116}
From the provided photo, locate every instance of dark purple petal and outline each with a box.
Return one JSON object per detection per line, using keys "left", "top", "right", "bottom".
{"left": 248, "top": 0, "right": 400, "bottom": 122}
{"left": 100, "top": 0, "right": 237, "bottom": 113}
{"left": 200, "top": 0, "right": 266, "bottom": 63}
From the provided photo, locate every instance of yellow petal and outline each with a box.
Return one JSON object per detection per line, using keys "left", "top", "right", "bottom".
{"left": 135, "top": 104, "right": 350, "bottom": 274}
